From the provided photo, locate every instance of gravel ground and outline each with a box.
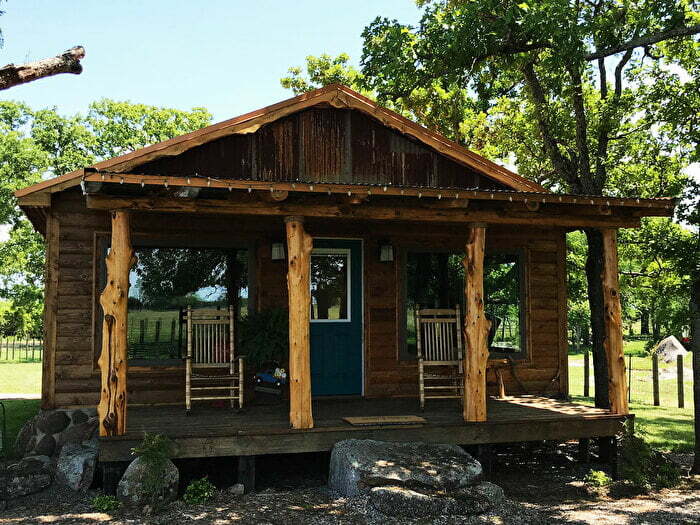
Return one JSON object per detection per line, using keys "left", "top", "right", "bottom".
{"left": 1, "top": 448, "right": 698, "bottom": 524}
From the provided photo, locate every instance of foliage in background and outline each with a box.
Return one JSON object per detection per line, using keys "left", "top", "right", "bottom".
{"left": 0, "top": 100, "right": 211, "bottom": 335}
{"left": 238, "top": 307, "right": 289, "bottom": 370}
{"left": 183, "top": 477, "right": 216, "bottom": 505}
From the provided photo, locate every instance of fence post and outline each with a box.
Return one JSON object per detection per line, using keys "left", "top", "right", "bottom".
{"left": 139, "top": 319, "right": 145, "bottom": 344}
{"left": 652, "top": 353, "right": 660, "bottom": 406}
{"left": 583, "top": 349, "right": 590, "bottom": 397}
{"left": 677, "top": 354, "right": 684, "bottom": 408}
{"left": 155, "top": 320, "right": 161, "bottom": 343}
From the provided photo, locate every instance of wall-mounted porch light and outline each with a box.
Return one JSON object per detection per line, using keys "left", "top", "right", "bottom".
{"left": 379, "top": 242, "right": 394, "bottom": 263}
{"left": 271, "top": 242, "right": 286, "bottom": 261}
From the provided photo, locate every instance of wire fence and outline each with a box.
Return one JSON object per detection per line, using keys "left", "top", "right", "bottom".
{"left": 580, "top": 349, "right": 693, "bottom": 408}
{"left": 0, "top": 337, "right": 43, "bottom": 362}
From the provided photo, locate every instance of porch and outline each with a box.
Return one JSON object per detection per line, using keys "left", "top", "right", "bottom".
{"left": 98, "top": 395, "right": 630, "bottom": 461}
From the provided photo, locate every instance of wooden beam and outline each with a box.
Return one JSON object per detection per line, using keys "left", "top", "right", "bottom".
{"left": 41, "top": 211, "right": 59, "bottom": 409}
{"left": 285, "top": 216, "right": 314, "bottom": 429}
{"left": 601, "top": 229, "right": 628, "bottom": 415}
{"left": 85, "top": 195, "right": 642, "bottom": 229}
{"left": 463, "top": 225, "right": 491, "bottom": 422}
{"left": 98, "top": 211, "right": 135, "bottom": 436}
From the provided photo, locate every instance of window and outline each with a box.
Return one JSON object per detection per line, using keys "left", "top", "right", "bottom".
{"left": 113, "top": 247, "right": 248, "bottom": 365}
{"left": 310, "top": 250, "right": 350, "bottom": 321}
{"left": 402, "top": 250, "right": 525, "bottom": 360}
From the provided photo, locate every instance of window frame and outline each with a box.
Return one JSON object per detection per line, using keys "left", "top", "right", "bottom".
{"left": 310, "top": 247, "right": 352, "bottom": 323}
{"left": 398, "top": 246, "right": 528, "bottom": 362}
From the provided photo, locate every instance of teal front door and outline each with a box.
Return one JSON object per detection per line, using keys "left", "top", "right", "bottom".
{"left": 310, "top": 239, "right": 363, "bottom": 396}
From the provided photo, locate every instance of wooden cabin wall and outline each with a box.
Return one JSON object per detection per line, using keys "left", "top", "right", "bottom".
{"left": 136, "top": 108, "right": 507, "bottom": 192}
{"left": 48, "top": 190, "right": 567, "bottom": 408}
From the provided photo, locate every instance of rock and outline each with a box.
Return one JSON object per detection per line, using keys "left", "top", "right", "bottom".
{"left": 13, "top": 416, "right": 37, "bottom": 457}
{"left": 228, "top": 483, "right": 245, "bottom": 495}
{"left": 37, "top": 410, "right": 70, "bottom": 434}
{"left": 2, "top": 455, "right": 53, "bottom": 499}
{"left": 328, "top": 439, "right": 482, "bottom": 497}
{"left": 369, "top": 486, "right": 448, "bottom": 518}
{"left": 34, "top": 433, "right": 56, "bottom": 457}
{"left": 56, "top": 443, "right": 98, "bottom": 491}
{"left": 57, "top": 417, "right": 98, "bottom": 450}
{"left": 453, "top": 481, "right": 504, "bottom": 514}
{"left": 117, "top": 456, "right": 179, "bottom": 508}
{"left": 70, "top": 409, "right": 89, "bottom": 425}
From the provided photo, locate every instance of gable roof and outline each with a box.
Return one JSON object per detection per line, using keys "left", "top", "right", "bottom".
{"left": 15, "top": 84, "right": 547, "bottom": 198}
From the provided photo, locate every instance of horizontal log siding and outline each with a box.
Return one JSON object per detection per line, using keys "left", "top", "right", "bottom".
{"left": 50, "top": 190, "right": 566, "bottom": 407}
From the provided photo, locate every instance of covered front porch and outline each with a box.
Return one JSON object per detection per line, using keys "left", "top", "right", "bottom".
{"left": 99, "top": 395, "right": 630, "bottom": 462}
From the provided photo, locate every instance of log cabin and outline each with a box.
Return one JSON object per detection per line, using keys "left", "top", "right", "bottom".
{"left": 16, "top": 85, "right": 675, "bottom": 476}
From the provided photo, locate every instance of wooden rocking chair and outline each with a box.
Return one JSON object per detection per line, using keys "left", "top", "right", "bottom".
{"left": 416, "top": 305, "right": 464, "bottom": 410}
{"left": 185, "top": 305, "right": 244, "bottom": 413}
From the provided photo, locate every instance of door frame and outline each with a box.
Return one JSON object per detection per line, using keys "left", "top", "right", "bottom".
{"left": 311, "top": 237, "right": 364, "bottom": 396}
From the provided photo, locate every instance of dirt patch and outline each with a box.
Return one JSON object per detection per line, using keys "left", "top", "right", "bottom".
{"left": 1, "top": 446, "right": 698, "bottom": 524}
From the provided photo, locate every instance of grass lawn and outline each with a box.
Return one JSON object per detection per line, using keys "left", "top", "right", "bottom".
{"left": 569, "top": 350, "right": 694, "bottom": 452}
{"left": 0, "top": 360, "right": 42, "bottom": 395}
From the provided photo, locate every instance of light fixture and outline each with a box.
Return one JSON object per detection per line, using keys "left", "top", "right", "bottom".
{"left": 271, "top": 242, "right": 285, "bottom": 261}
{"left": 379, "top": 242, "right": 394, "bottom": 263}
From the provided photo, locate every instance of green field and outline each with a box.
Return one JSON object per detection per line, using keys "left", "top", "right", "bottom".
{"left": 0, "top": 360, "right": 42, "bottom": 395}
{"left": 568, "top": 351, "right": 694, "bottom": 452}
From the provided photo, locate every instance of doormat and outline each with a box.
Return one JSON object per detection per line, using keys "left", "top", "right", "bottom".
{"left": 342, "top": 415, "right": 427, "bottom": 426}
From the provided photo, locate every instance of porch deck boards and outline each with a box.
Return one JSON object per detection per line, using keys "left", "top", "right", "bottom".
{"left": 99, "top": 396, "right": 629, "bottom": 462}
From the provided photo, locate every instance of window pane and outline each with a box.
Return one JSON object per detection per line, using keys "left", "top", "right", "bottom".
{"left": 484, "top": 254, "right": 522, "bottom": 353}
{"left": 403, "top": 251, "right": 524, "bottom": 359}
{"left": 311, "top": 253, "right": 349, "bottom": 320}
{"left": 126, "top": 247, "right": 247, "bottom": 362}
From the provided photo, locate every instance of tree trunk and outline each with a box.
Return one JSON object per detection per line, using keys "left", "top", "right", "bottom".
{"left": 640, "top": 309, "right": 650, "bottom": 335}
{"left": 585, "top": 228, "right": 610, "bottom": 408}
{"left": 690, "top": 276, "right": 700, "bottom": 474}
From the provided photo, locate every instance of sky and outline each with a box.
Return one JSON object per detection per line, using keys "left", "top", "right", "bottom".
{"left": 0, "top": 0, "right": 421, "bottom": 121}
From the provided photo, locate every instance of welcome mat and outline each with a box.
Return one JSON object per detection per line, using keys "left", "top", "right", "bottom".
{"left": 342, "top": 415, "right": 427, "bottom": 426}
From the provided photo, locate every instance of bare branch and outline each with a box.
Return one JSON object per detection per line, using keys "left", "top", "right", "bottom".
{"left": 585, "top": 24, "right": 700, "bottom": 61}
{"left": 0, "top": 46, "right": 85, "bottom": 91}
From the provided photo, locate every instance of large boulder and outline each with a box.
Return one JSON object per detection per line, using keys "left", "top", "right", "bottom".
{"left": 369, "top": 481, "right": 504, "bottom": 518}
{"left": 37, "top": 410, "right": 70, "bottom": 435}
{"left": 1, "top": 455, "right": 53, "bottom": 499}
{"left": 55, "top": 443, "right": 98, "bottom": 491}
{"left": 328, "top": 439, "right": 482, "bottom": 497}
{"left": 117, "top": 456, "right": 179, "bottom": 509}
{"left": 13, "top": 416, "right": 38, "bottom": 457}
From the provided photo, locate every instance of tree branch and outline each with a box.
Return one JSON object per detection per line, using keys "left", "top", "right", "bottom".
{"left": 585, "top": 24, "right": 700, "bottom": 61}
{"left": 0, "top": 46, "right": 85, "bottom": 91}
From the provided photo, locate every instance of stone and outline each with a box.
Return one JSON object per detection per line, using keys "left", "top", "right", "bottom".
{"left": 56, "top": 443, "right": 98, "bottom": 491}
{"left": 117, "top": 456, "right": 179, "bottom": 508}
{"left": 328, "top": 439, "right": 482, "bottom": 497}
{"left": 37, "top": 410, "right": 70, "bottom": 434}
{"left": 70, "top": 409, "right": 89, "bottom": 425}
{"left": 369, "top": 486, "right": 448, "bottom": 518}
{"left": 13, "top": 416, "right": 37, "bottom": 457}
{"left": 453, "top": 481, "right": 504, "bottom": 514}
{"left": 1, "top": 455, "right": 53, "bottom": 499}
{"left": 57, "top": 417, "right": 99, "bottom": 450}
{"left": 228, "top": 483, "right": 245, "bottom": 495}
{"left": 34, "top": 433, "right": 56, "bottom": 457}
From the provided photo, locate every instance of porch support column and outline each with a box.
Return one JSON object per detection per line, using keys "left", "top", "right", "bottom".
{"left": 98, "top": 211, "right": 135, "bottom": 437}
{"left": 601, "top": 228, "right": 629, "bottom": 415}
{"left": 463, "top": 224, "right": 491, "bottom": 422}
{"left": 285, "top": 216, "right": 314, "bottom": 429}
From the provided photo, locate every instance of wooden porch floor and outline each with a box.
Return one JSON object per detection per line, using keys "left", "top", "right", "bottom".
{"left": 99, "top": 396, "right": 630, "bottom": 462}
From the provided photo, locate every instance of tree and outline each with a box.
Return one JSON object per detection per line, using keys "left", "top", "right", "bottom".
{"left": 0, "top": 100, "right": 212, "bottom": 334}
{"left": 359, "top": 0, "right": 698, "bottom": 408}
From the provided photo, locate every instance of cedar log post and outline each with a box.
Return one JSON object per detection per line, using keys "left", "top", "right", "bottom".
{"left": 285, "top": 216, "right": 314, "bottom": 429}
{"left": 601, "top": 228, "right": 629, "bottom": 415}
{"left": 463, "top": 225, "right": 491, "bottom": 422}
{"left": 98, "top": 211, "right": 135, "bottom": 436}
